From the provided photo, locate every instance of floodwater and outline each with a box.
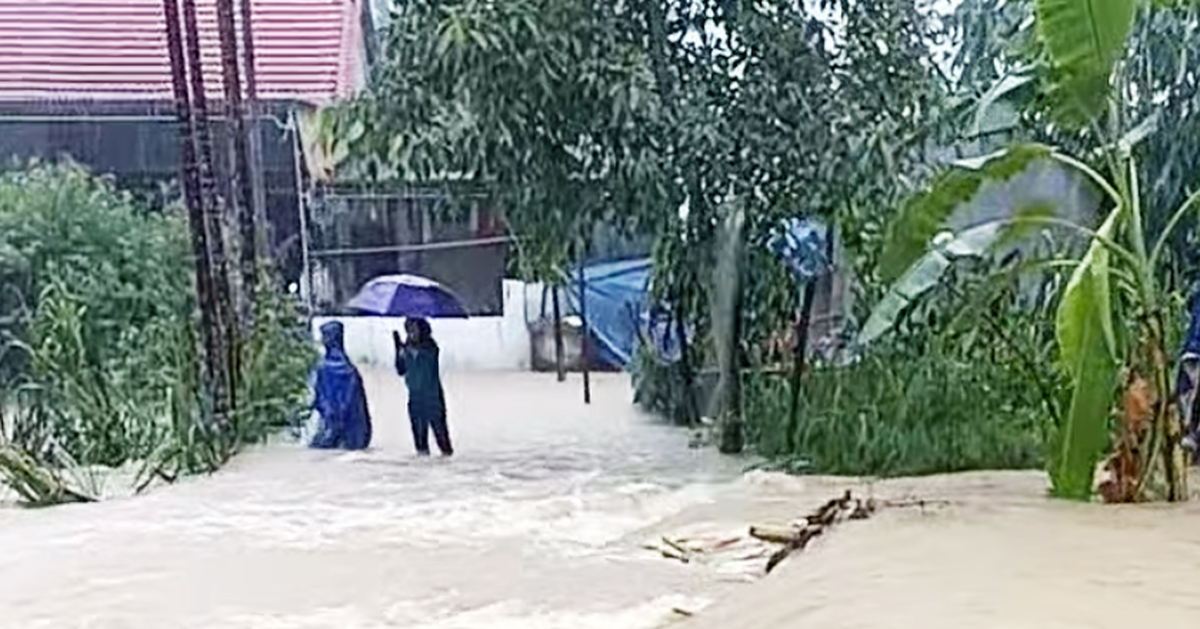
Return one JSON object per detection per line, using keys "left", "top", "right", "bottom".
{"left": 0, "top": 370, "right": 749, "bottom": 629}
{"left": 9, "top": 370, "right": 1200, "bottom": 629}
{"left": 678, "top": 470, "right": 1200, "bottom": 629}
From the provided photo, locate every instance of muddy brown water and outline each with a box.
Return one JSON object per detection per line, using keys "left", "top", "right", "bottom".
{"left": 0, "top": 371, "right": 748, "bottom": 628}
{"left": 5, "top": 370, "right": 1200, "bottom": 629}
{"left": 678, "top": 471, "right": 1200, "bottom": 629}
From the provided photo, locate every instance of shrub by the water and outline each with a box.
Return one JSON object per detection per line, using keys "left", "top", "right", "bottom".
{"left": 743, "top": 346, "right": 1047, "bottom": 477}
{"left": 632, "top": 285, "right": 1051, "bottom": 477}
{"left": 0, "top": 162, "right": 313, "bottom": 502}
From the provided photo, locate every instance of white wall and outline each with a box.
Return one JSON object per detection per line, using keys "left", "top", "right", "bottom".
{"left": 312, "top": 279, "right": 533, "bottom": 372}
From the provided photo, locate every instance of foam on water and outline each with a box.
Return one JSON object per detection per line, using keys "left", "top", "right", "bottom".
{"left": 211, "top": 595, "right": 711, "bottom": 629}
{"left": 0, "top": 372, "right": 747, "bottom": 628}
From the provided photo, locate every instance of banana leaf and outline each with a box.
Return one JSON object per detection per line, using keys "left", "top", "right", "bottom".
{"left": 857, "top": 222, "right": 1005, "bottom": 347}
{"left": 1035, "top": 0, "right": 1136, "bottom": 124}
{"left": 880, "top": 144, "right": 1051, "bottom": 281}
{"left": 1050, "top": 207, "right": 1120, "bottom": 499}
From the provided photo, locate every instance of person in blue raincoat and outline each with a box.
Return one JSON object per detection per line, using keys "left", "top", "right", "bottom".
{"left": 310, "top": 320, "right": 373, "bottom": 450}
{"left": 1177, "top": 290, "right": 1200, "bottom": 458}
{"left": 394, "top": 317, "right": 453, "bottom": 456}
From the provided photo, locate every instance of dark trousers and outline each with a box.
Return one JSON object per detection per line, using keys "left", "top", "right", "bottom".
{"left": 409, "top": 408, "right": 453, "bottom": 455}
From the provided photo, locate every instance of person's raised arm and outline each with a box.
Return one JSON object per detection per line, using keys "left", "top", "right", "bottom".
{"left": 393, "top": 330, "right": 409, "bottom": 376}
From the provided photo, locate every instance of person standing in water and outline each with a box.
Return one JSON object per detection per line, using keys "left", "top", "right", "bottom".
{"left": 394, "top": 317, "right": 453, "bottom": 456}
{"left": 310, "top": 320, "right": 373, "bottom": 450}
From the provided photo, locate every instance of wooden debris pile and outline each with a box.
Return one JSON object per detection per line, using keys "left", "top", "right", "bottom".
{"left": 648, "top": 490, "right": 952, "bottom": 577}
{"left": 645, "top": 530, "right": 774, "bottom": 582}
{"left": 752, "top": 490, "right": 875, "bottom": 573}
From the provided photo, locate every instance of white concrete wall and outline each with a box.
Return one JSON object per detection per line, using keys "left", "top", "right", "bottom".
{"left": 312, "top": 279, "right": 533, "bottom": 372}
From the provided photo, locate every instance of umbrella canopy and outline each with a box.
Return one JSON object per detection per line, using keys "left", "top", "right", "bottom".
{"left": 347, "top": 274, "right": 468, "bottom": 318}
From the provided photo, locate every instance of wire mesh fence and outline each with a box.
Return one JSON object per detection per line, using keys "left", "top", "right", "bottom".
{"left": 300, "top": 186, "right": 510, "bottom": 316}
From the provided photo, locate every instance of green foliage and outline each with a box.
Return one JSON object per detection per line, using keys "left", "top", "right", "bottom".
{"left": 1050, "top": 207, "right": 1120, "bottom": 498}
{"left": 0, "top": 163, "right": 194, "bottom": 467}
{"left": 0, "top": 163, "right": 313, "bottom": 503}
{"left": 1035, "top": 0, "right": 1136, "bottom": 124}
{"left": 887, "top": 0, "right": 1200, "bottom": 501}
{"left": 335, "top": 0, "right": 664, "bottom": 280}
{"left": 746, "top": 248, "right": 1060, "bottom": 477}
{"left": 858, "top": 222, "right": 1006, "bottom": 347}
{"left": 879, "top": 144, "right": 1052, "bottom": 282}
{"left": 745, "top": 337, "right": 1047, "bottom": 477}
{"left": 950, "top": 0, "right": 1200, "bottom": 284}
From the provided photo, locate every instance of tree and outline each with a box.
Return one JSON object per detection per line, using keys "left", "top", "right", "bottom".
{"left": 333, "top": 0, "right": 948, "bottom": 444}
{"left": 215, "top": 0, "right": 260, "bottom": 318}
{"left": 333, "top": 0, "right": 666, "bottom": 282}
{"left": 164, "top": 0, "right": 235, "bottom": 430}
{"left": 872, "top": 0, "right": 1200, "bottom": 501}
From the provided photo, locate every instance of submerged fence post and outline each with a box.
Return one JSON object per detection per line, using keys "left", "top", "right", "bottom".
{"left": 785, "top": 223, "right": 836, "bottom": 454}
{"left": 552, "top": 284, "right": 566, "bottom": 382}
{"left": 578, "top": 252, "right": 592, "bottom": 405}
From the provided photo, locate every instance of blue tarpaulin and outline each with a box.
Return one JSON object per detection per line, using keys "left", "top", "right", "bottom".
{"left": 564, "top": 258, "right": 682, "bottom": 369}
{"left": 565, "top": 216, "right": 827, "bottom": 370}
{"left": 766, "top": 217, "right": 830, "bottom": 281}
{"left": 1178, "top": 289, "right": 1200, "bottom": 452}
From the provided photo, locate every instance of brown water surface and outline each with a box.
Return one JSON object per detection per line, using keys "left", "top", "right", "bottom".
{"left": 0, "top": 370, "right": 744, "bottom": 629}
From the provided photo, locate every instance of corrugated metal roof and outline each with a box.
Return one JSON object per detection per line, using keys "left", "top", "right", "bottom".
{"left": 0, "top": 0, "right": 363, "bottom": 105}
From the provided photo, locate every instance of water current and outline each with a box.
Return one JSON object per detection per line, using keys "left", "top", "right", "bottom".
{"left": 11, "top": 369, "right": 1200, "bottom": 629}
{"left": 0, "top": 370, "right": 748, "bottom": 629}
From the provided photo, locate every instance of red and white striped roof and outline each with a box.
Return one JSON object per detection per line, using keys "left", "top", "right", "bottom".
{"left": 0, "top": 0, "right": 365, "bottom": 105}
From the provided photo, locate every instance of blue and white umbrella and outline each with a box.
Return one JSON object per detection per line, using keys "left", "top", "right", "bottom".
{"left": 347, "top": 274, "right": 468, "bottom": 318}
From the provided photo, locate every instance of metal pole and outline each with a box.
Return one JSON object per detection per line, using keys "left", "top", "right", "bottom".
{"left": 290, "top": 110, "right": 314, "bottom": 313}
{"left": 308, "top": 235, "right": 514, "bottom": 257}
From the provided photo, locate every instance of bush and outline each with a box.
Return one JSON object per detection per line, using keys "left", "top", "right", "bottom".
{"left": 0, "top": 162, "right": 313, "bottom": 501}
{"left": 729, "top": 247, "right": 1058, "bottom": 477}
{"left": 744, "top": 333, "right": 1050, "bottom": 477}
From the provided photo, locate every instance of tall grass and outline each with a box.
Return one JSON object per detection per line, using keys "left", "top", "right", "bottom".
{"left": 630, "top": 247, "right": 1057, "bottom": 477}
{"left": 0, "top": 162, "right": 313, "bottom": 504}
{"left": 745, "top": 273, "right": 1057, "bottom": 477}
{"left": 744, "top": 347, "right": 1047, "bottom": 476}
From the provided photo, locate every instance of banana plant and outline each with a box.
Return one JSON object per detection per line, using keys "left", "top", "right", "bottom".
{"left": 867, "top": 0, "right": 1200, "bottom": 500}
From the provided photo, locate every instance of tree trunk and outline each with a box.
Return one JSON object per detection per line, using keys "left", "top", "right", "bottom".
{"left": 181, "top": 0, "right": 236, "bottom": 421}
{"left": 216, "top": 0, "right": 258, "bottom": 319}
{"left": 714, "top": 201, "right": 745, "bottom": 454}
{"left": 161, "top": 0, "right": 225, "bottom": 429}
{"left": 640, "top": 0, "right": 699, "bottom": 427}
{"left": 237, "top": 0, "right": 268, "bottom": 260}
